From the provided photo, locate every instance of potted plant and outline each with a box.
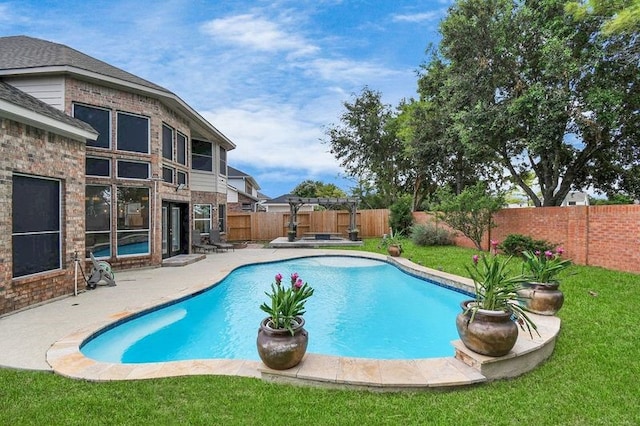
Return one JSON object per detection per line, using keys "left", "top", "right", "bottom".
{"left": 519, "top": 248, "right": 571, "bottom": 315}
{"left": 381, "top": 229, "right": 403, "bottom": 257}
{"left": 456, "top": 253, "right": 538, "bottom": 357}
{"left": 348, "top": 228, "right": 359, "bottom": 241}
{"left": 256, "top": 272, "right": 314, "bottom": 370}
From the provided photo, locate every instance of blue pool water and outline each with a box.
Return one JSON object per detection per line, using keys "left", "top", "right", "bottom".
{"left": 81, "top": 256, "right": 469, "bottom": 363}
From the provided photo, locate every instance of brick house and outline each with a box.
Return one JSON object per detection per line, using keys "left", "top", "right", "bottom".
{"left": 0, "top": 35, "right": 235, "bottom": 314}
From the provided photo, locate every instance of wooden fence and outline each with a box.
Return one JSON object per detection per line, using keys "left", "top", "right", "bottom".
{"left": 228, "top": 205, "right": 640, "bottom": 274}
{"left": 227, "top": 209, "right": 390, "bottom": 241}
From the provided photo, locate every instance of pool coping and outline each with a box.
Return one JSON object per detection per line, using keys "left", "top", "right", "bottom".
{"left": 46, "top": 252, "right": 561, "bottom": 391}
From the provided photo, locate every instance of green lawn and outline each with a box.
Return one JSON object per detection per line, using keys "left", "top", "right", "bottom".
{"left": 1, "top": 240, "right": 639, "bottom": 425}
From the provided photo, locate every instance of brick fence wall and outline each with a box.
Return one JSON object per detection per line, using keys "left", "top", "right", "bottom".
{"left": 414, "top": 205, "right": 640, "bottom": 274}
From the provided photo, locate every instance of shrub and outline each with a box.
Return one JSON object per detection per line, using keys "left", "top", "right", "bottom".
{"left": 434, "top": 182, "right": 504, "bottom": 250}
{"left": 499, "top": 234, "right": 557, "bottom": 256}
{"left": 389, "top": 195, "right": 414, "bottom": 235}
{"left": 410, "top": 223, "right": 454, "bottom": 246}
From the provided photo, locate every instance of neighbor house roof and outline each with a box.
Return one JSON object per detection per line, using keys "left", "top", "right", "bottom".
{"left": 228, "top": 165, "right": 261, "bottom": 190}
{"left": 0, "top": 35, "right": 235, "bottom": 150}
{"left": 0, "top": 80, "right": 98, "bottom": 141}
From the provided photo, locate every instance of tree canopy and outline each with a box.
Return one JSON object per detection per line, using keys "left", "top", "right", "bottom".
{"left": 326, "top": 0, "right": 639, "bottom": 207}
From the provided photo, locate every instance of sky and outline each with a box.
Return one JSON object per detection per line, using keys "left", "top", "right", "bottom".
{"left": 1, "top": 0, "right": 452, "bottom": 198}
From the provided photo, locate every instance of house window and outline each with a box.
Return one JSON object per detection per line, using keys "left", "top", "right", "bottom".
{"left": 177, "top": 171, "right": 187, "bottom": 185}
{"left": 192, "top": 140, "right": 212, "bottom": 171}
{"left": 73, "top": 103, "right": 111, "bottom": 149}
{"left": 162, "top": 124, "right": 174, "bottom": 161}
{"left": 86, "top": 157, "right": 110, "bottom": 177}
{"left": 117, "top": 161, "right": 149, "bottom": 180}
{"left": 117, "top": 112, "right": 149, "bottom": 153}
{"left": 218, "top": 203, "right": 226, "bottom": 232}
{"left": 12, "top": 174, "right": 61, "bottom": 277}
{"left": 85, "top": 185, "right": 111, "bottom": 258}
{"left": 193, "top": 204, "right": 212, "bottom": 234}
{"left": 116, "top": 186, "right": 149, "bottom": 256}
{"left": 177, "top": 132, "right": 187, "bottom": 165}
{"left": 163, "top": 166, "right": 174, "bottom": 184}
{"left": 219, "top": 147, "right": 227, "bottom": 175}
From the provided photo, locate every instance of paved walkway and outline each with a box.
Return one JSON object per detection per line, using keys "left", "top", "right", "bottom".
{"left": 0, "top": 248, "right": 336, "bottom": 371}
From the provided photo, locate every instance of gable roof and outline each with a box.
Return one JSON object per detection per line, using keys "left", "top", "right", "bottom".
{"left": 0, "top": 35, "right": 168, "bottom": 93}
{"left": 0, "top": 35, "right": 235, "bottom": 150}
{"left": 0, "top": 80, "right": 97, "bottom": 141}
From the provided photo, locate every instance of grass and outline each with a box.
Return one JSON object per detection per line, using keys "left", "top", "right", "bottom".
{"left": 1, "top": 240, "right": 639, "bottom": 425}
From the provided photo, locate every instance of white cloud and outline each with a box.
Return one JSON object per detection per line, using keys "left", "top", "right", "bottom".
{"left": 203, "top": 102, "right": 341, "bottom": 175}
{"left": 200, "top": 13, "right": 319, "bottom": 57}
{"left": 392, "top": 12, "right": 441, "bottom": 23}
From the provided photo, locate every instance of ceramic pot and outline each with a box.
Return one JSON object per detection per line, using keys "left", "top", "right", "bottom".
{"left": 456, "top": 300, "right": 518, "bottom": 357}
{"left": 287, "top": 231, "right": 296, "bottom": 242}
{"left": 348, "top": 231, "right": 359, "bottom": 241}
{"left": 518, "top": 282, "right": 564, "bottom": 316}
{"left": 387, "top": 245, "right": 401, "bottom": 257}
{"left": 257, "top": 316, "right": 308, "bottom": 370}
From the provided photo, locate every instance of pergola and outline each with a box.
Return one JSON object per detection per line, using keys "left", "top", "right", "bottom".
{"left": 286, "top": 197, "right": 359, "bottom": 234}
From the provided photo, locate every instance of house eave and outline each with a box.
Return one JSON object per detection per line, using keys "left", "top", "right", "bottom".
{"left": 0, "top": 98, "right": 98, "bottom": 141}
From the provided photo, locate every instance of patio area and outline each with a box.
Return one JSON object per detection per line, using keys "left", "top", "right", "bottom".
{"left": 0, "top": 248, "right": 559, "bottom": 391}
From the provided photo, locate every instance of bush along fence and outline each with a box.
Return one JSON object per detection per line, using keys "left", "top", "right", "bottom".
{"left": 413, "top": 204, "right": 640, "bottom": 275}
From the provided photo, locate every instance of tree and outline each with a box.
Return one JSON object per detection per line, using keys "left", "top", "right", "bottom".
{"left": 427, "top": 0, "right": 639, "bottom": 206}
{"left": 325, "top": 87, "right": 411, "bottom": 207}
{"left": 435, "top": 182, "right": 505, "bottom": 250}
{"left": 291, "top": 180, "right": 347, "bottom": 199}
{"left": 566, "top": 0, "right": 640, "bottom": 35}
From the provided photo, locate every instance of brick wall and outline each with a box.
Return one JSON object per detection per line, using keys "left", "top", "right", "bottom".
{"left": 67, "top": 77, "right": 193, "bottom": 268}
{"left": 414, "top": 205, "right": 640, "bottom": 274}
{"left": 0, "top": 118, "right": 85, "bottom": 315}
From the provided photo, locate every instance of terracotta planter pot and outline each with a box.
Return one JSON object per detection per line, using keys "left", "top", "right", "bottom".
{"left": 256, "top": 316, "right": 308, "bottom": 370}
{"left": 387, "top": 245, "right": 401, "bottom": 257}
{"left": 456, "top": 300, "right": 518, "bottom": 357}
{"left": 518, "top": 282, "right": 564, "bottom": 316}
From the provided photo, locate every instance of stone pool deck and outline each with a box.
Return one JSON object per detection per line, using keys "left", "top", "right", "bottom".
{"left": 0, "top": 248, "right": 560, "bottom": 391}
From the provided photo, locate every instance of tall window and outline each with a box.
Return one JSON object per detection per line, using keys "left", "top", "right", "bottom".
{"left": 162, "top": 124, "right": 174, "bottom": 161}
{"left": 218, "top": 203, "right": 226, "bottom": 233}
{"left": 86, "top": 185, "right": 111, "bottom": 258}
{"left": 12, "top": 175, "right": 61, "bottom": 277}
{"left": 117, "top": 112, "right": 149, "bottom": 153}
{"left": 116, "top": 187, "right": 150, "bottom": 256}
{"left": 73, "top": 104, "right": 110, "bottom": 149}
{"left": 219, "top": 147, "right": 227, "bottom": 175}
{"left": 177, "top": 132, "right": 187, "bottom": 165}
{"left": 192, "top": 140, "right": 212, "bottom": 171}
{"left": 193, "top": 204, "right": 212, "bottom": 234}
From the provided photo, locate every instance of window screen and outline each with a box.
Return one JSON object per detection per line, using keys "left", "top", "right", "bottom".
{"left": 73, "top": 104, "right": 110, "bottom": 149}
{"left": 12, "top": 175, "right": 61, "bottom": 277}
{"left": 117, "top": 112, "right": 149, "bottom": 153}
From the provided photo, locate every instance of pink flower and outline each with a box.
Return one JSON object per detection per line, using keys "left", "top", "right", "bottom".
{"left": 556, "top": 247, "right": 565, "bottom": 255}
{"left": 290, "top": 272, "right": 299, "bottom": 284}
{"left": 294, "top": 278, "right": 303, "bottom": 290}
{"left": 545, "top": 250, "right": 554, "bottom": 259}
{"left": 275, "top": 273, "right": 283, "bottom": 285}
{"left": 490, "top": 240, "right": 498, "bottom": 248}
{"left": 472, "top": 255, "right": 479, "bottom": 265}
{"left": 535, "top": 250, "right": 541, "bottom": 256}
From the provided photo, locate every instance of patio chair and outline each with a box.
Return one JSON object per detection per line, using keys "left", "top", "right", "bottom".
{"left": 87, "top": 252, "right": 116, "bottom": 289}
{"left": 192, "top": 228, "right": 216, "bottom": 253}
{"left": 209, "top": 229, "right": 234, "bottom": 252}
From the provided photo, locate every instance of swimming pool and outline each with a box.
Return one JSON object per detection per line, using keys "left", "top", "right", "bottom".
{"left": 81, "top": 256, "right": 470, "bottom": 363}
